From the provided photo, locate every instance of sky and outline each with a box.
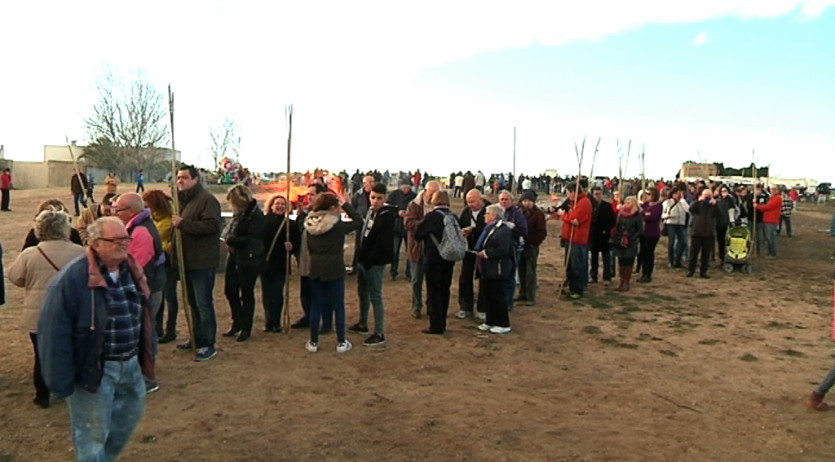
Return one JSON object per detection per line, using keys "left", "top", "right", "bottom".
{"left": 1, "top": 0, "right": 833, "bottom": 182}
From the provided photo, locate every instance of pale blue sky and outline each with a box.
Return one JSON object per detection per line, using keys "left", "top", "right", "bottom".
{"left": 0, "top": 1, "right": 832, "bottom": 182}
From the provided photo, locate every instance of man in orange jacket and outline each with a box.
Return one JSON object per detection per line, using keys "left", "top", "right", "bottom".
{"left": 755, "top": 185, "right": 783, "bottom": 259}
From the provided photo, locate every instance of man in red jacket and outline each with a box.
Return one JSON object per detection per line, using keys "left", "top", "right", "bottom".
{"left": 755, "top": 185, "right": 783, "bottom": 259}
{"left": 0, "top": 167, "right": 12, "bottom": 211}
{"left": 557, "top": 183, "right": 592, "bottom": 299}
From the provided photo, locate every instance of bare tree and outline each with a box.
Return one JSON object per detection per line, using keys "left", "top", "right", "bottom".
{"left": 82, "top": 68, "right": 169, "bottom": 179}
{"left": 209, "top": 118, "right": 240, "bottom": 172}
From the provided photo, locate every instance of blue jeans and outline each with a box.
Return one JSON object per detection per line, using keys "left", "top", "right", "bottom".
{"left": 260, "top": 269, "right": 287, "bottom": 330}
{"left": 667, "top": 224, "right": 688, "bottom": 266}
{"left": 762, "top": 223, "right": 777, "bottom": 257}
{"left": 309, "top": 277, "right": 346, "bottom": 344}
{"left": 358, "top": 264, "right": 386, "bottom": 335}
{"left": 185, "top": 268, "right": 217, "bottom": 348}
{"left": 408, "top": 260, "right": 425, "bottom": 313}
{"left": 568, "top": 243, "right": 589, "bottom": 294}
{"left": 67, "top": 357, "right": 145, "bottom": 462}
{"left": 816, "top": 362, "right": 835, "bottom": 397}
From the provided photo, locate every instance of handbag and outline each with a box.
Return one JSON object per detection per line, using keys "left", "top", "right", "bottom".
{"left": 609, "top": 230, "right": 630, "bottom": 249}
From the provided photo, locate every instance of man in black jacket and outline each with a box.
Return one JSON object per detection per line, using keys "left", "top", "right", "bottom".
{"left": 688, "top": 188, "right": 722, "bottom": 278}
{"left": 386, "top": 180, "right": 416, "bottom": 280}
{"left": 456, "top": 189, "right": 490, "bottom": 319}
{"left": 349, "top": 184, "right": 396, "bottom": 346}
{"left": 589, "top": 186, "right": 616, "bottom": 283}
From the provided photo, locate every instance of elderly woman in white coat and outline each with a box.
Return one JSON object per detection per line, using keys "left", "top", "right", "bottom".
{"left": 8, "top": 208, "right": 85, "bottom": 408}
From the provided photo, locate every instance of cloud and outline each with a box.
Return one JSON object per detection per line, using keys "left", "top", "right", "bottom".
{"left": 694, "top": 31, "right": 709, "bottom": 45}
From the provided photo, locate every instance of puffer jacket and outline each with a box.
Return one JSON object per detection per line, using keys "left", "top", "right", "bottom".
{"left": 7, "top": 240, "right": 85, "bottom": 332}
{"left": 304, "top": 202, "right": 362, "bottom": 281}
{"left": 225, "top": 199, "right": 266, "bottom": 270}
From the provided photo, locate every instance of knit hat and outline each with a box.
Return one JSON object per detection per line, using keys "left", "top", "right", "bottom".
{"left": 520, "top": 189, "right": 537, "bottom": 203}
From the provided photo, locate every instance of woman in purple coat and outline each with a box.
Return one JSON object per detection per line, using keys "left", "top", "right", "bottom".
{"left": 638, "top": 187, "right": 663, "bottom": 283}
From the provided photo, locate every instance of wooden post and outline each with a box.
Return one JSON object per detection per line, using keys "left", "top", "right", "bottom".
{"left": 65, "top": 136, "right": 90, "bottom": 213}
{"left": 283, "top": 105, "right": 293, "bottom": 334}
{"left": 167, "top": 85, "right": 196, "bottom": 350}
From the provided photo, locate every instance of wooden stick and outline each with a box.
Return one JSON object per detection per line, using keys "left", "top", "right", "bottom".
{"left": 557, "top": 136, "right": 586, "bottom": 299}
{"left": 167, "top": 85, "right": 196, "bottom": 351}
{"left": 283, "top": 105, "right": 293, "bottom": 334}
{"left": 588, "top": 137, "right": 601, "bottom": 180}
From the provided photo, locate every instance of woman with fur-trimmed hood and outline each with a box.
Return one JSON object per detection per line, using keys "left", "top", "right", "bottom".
{"left": 302, "top": 192, "right": 362, "bottom": 353}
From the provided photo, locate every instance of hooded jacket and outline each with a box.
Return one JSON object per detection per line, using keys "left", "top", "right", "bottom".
{"left": 304, "top": 202, "right": 362, "bottom": 281}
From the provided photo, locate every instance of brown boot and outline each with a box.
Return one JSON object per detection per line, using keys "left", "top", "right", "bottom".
{"left": 616, "top": 266, "right": 628, "bottom": 292}
{"left": 808, "top": 391, "right": 830, "bottom": 411}
{"left": 622, "top": 266, "right": 632, "bottom": 292}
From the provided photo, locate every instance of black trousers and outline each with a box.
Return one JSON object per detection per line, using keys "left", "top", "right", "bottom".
{"left": 224, "top": 259, "right": 260, "bottom": 332}
{"left": 458, "top": 252, "right": 484, "bottom": 312}
{"left": 689, "top": 236, "right": 714, "bottom": 276}
{"left": 483, "top": 278, "right": 510, "bottom": 328}
{"left": 425, "top": 261, "right": 454, "bottom": 333}
{"left": 639, "top": 237, "right": 659, "bottom": 277}
{"left": 30, "top": 333, "right": 49, "bottom": 401}
{"left": 716, "top": 225, "right": 728, "bottom": 262}
{"left": 1, "top": 188, "right": 9, "bottom": 210}
{"left": 590, "top": 241, "right": 612, "bottom": 281}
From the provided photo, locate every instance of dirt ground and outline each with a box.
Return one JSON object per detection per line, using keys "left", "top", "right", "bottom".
{"left": 1, "top": 184, "right": 834, "bottom": 462}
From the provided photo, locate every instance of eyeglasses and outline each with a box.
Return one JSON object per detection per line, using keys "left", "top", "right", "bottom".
{"left": 99, "top": 236, "right": 133, "bottom": 244}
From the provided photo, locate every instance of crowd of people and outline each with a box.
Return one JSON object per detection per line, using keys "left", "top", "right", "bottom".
{"left": 1, "top": 162, "right": 829, "bottom": 461}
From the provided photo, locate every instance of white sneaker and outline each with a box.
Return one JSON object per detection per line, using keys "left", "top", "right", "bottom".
{"left": 489, "top": 326, "right": 511, "bottom": 334}
{"left": 477, "top": 323, "right": 492, "bottom": 332}
{"left": 455, "top": 310, "right": 472, "bottom": 319}
{"left": 476, "top": 312, "right": 486, "bottom": 321}
{"left": 336, "top": 340, "right": 353, "bottom": 353}
{"left": 305, "top": 341, "right": 319, "bottom": 353}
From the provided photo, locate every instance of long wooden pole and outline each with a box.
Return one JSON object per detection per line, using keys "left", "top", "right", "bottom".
{"left": 283, "top": 105, "right": 293, "bottom": 334}
{"left": 168, "top": 85, "right": 196, "bottom": 350}
{"left": 557, "top": 136, "right": 587, "bottom": 300}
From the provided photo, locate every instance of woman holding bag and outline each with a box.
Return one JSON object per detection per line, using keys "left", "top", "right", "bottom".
{"left": 612, "top": 196, "right": 643, "bottom": 292}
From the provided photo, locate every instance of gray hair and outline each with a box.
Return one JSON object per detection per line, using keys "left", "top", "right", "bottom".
{"left": 485, "top": 203, "right": 504, "bottom": 218}
{"left": 34, "top": 209, "right": 72, "bottom": 241}
{"left": 499, "top": 190, "right": 514, "bottom": 200}
{"left": 88, "top": 216, "right": 124, "bottom": 242}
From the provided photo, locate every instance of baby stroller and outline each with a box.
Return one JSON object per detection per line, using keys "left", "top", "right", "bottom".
{"left": 723, "top": 223, "right": 752, "bottom": 274}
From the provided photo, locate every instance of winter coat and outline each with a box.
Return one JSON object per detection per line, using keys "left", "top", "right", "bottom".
{"left": 560, "top": 194, "right": 592, "bottom": 245}
{"left": 522, "top": 206, "right": 547, "bottom": 248}
{"left": 358, "top": 204, "right": 397, "bottom": 268}
{"left": 716, "top": 195, "right": 738, "bottom": 227}
{"left": 755, "top": 194, "right": 783, "bottom": 225}
{"left": 387, "top": 188, "right": 416, "bottom": 237}
{"left": 304, "top": 203, "right": 362, "bottom": 281}
{"left": 263, "top": 213, "right": 300, "bottom": 273}
{"left": 641, "top": 201, "right": 663, "bottom": 239}
{"left": 613, "top": 212, "right": 643, "bottom": 259}
{"left": 404, "top": 191, "right": 432, "bottom": 262}
{"left": 7, "top": 240, "right": 85, "bottom": 332}
{"left": 689, "top": 199, "right": 722, "bottom": 238}
{"left": 414, "top": 206, "right": 456, "bottom": 267}
{"left": 458, "top": 200, "right": 491, "bottom": 249}
{"left": 590, "top": 198, "right": 616, "bottom": 248}
{"left": 225, "top": 199, "right": 266, "bottom": 270}
{"left": 175, "top": 183, "right": 222, "bottom": 270}
{"left": 661, "top": 198, "right": 689, "bottom": 226}
{"left": 37, "top": 249, "right": 155, "bottom": 399}
{"left": 476, "top": 220, "right": 515, "bottom": 280}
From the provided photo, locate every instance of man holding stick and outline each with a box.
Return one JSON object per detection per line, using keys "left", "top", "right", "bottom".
{"left": 173, "top": 165, "right": 222, "bottom": 361}
{"left": 557, "top": 183, "right": 592, "bottom": 299}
